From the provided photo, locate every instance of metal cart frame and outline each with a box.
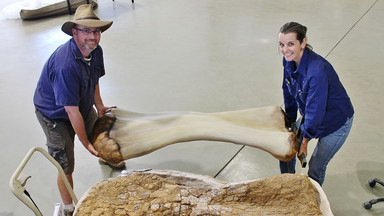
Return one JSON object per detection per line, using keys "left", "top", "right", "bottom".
{"left": 9, "top": 147, "right": 78, "bottom": 216}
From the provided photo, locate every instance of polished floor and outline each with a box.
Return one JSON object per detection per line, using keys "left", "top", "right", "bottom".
{"left": 1, "top": 0, "right": 384, "bottom": 215}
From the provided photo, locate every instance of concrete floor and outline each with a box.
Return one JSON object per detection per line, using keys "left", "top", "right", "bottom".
{"left": 1, "top": 0, "right": 384, "bottom": 215}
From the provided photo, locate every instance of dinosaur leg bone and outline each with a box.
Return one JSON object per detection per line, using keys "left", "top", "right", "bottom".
{"left": 92, "top": 106, "right": 298, "bottom": 168}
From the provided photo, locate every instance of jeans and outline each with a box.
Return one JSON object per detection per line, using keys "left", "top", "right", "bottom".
{"left": 279, "top": 116, "right": 354, "bottom": 186}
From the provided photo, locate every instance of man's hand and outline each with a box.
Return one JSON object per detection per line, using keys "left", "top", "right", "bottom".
{"left": 65, "top": 106, "right": 100, "bottom": 157}
{"left": 86, "top": 142, "right": 99, "bottom": 157}
{"left": 97, "top": 106, "right": 117, "bottom": 117}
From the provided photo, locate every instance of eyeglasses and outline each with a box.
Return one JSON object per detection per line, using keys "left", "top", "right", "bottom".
{"left": 74, "top": 28, "right": 101, "bottom": 35}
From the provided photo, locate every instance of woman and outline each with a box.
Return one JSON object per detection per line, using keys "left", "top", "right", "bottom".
{"left": 278, "top": 22, "right": 354, "bottom": 186}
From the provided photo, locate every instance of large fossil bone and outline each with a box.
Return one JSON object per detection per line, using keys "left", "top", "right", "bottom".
{"left": 74, "top": 169, "right": 333, "bottom": 216}
{"left": 92, "top": 106, "right": 298, "bottom": 168}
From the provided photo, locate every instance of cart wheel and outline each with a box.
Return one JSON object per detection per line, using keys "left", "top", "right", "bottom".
{"left": 363, "top": 201, "right": 372, "bottom": 210}
{"left": 369, "top": 179, "right": 376, "bottom": 187}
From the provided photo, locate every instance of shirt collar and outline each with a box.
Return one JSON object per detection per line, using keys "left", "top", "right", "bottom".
{"left": 70, "top": 38, "right": 84, "bottom": 60}
{"left": 284, "top": 48, "right": 310, "bottom": 78}
{"left": 296, "top": 48, "right": 309, "bottom": 76}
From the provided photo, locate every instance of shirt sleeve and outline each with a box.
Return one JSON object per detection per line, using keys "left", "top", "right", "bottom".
{"left": 95, "top": 45, "right": 106, "bottom": 79}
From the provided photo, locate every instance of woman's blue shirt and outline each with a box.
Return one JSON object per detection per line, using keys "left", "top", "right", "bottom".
{"left": 282, "top": 48, "right": 354, "bottom": 139}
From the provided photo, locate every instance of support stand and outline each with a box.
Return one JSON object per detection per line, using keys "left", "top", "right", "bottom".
{"left": 363, "top": 178, "right": 384, "bottom": 209}
{"left": 66, "top": 0, "right": 134, "bottom": 15}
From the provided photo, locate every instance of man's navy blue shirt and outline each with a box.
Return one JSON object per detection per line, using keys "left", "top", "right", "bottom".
{"left": 34, "top": 38, "right": 105, "bottom": 119}
{"left": 282, "top": 48, "right": 354, "bottom": 139}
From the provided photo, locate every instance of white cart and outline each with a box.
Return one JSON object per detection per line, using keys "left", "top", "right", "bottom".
{"left": 9, "top": 147, "right": 78, "bottom": 216}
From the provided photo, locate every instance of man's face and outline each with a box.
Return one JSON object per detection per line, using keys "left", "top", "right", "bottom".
{"left": 72, "top": 25, "right": 101, "bottom": 55}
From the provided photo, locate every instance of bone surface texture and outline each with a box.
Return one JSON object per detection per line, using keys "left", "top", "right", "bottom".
{"left": 74, "top": 169, "right": 333, "bottom": 216}
{"left": 92, "top": 106, "right": 298, "bottom": 168}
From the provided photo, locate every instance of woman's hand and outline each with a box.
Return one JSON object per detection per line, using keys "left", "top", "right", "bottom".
{"left": 298, "top": 137, "right": 309, "bottom": 158}
{"left": 297, "top": 137, "right": 309, "bottom": 167}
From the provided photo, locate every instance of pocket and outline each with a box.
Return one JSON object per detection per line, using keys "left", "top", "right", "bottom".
{"left": 45, "top": 118, "right": 67, "bottom": 150}
{"left": 286, "top": 81, "right": 297, "bottom": 96}
{"left": 42, "top": 115, "right": 56, "bottom": 129}
{"left": 297, "top": 89, "right": 308, "bottom": 104}
{"left": 36, "top": 110, "right": 66, "bottom": 150}
{"left": 46, "top": 126, "right": 66, "bottom": 150}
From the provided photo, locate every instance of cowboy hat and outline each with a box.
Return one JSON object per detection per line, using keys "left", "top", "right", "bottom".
{"left": 61, "top": 4, "right": 113, "bottom": 36}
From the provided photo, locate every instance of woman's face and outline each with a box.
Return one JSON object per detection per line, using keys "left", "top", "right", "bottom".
{"left": 278, "top": 32, "right": 306, "bottom": 64}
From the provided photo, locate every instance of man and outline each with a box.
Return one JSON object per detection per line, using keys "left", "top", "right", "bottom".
{"left": 33, "top": 4, "right": 115, "bottom": 215}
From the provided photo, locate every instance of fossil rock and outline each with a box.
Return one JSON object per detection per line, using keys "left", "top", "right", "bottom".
{"left": 74, "top": 170, "right": 332, "bottom": 216}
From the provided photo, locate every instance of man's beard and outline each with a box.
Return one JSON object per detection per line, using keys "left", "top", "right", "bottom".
{"left": 84, "top": 43, "right": 97, "bottom": 52}
{"left": 83, "top": 39, "right": 98, "bottom": 52}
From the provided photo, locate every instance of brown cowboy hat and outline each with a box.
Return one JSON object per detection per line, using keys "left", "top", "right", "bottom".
{"left": 62, "top": 4, "right": 113, "bottom": 36}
